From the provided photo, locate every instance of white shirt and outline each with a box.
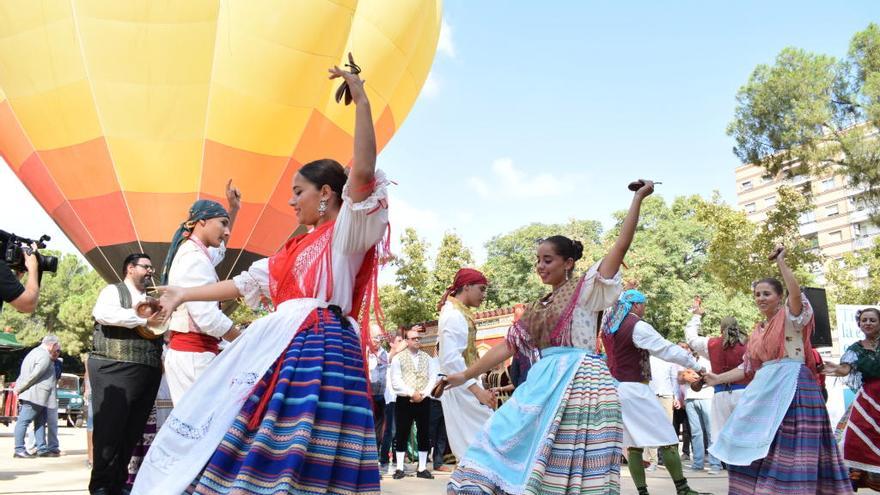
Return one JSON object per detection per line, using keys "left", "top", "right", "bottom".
{"left": 684, "top": 314, "right": 710, "bottom": 360}
{"left": 93, "top": 279, "right": 148, "bottom": 328}
{"left": 390, "top": 350, "right": 438, "bottom": 397}
{"left": 232, "top": 170, "right": 390, "bottom": 314}
{"left": 635, "top": 320, "right": 700, "bottom": 378}
{"left": 167, "top": 240, "right": 232, "bottom": 338}
{"left": 649, "top": 355, "right": 678, "bottom": 397}
{"left": 438, "top": 301, "right": 478, "bottom": 389}
{"left": 570, "top": 261, "right": 624, "bottom": 351}
{"left": 685, "top": 356, "right": 714, "bottom": 400}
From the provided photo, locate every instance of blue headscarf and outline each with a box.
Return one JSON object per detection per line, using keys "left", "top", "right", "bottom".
{"left": 161, "top": 199, "right": 229, "bottom": 284}
{"left": 601, "top": 289, "right": 647, "bottom": 335}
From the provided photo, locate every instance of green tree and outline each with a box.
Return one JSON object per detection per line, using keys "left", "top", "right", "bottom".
{"left": 480, "top": 220, "right": 603, "bottom": 308}
{"left": 728, "top": 24, "right": 880, "bottom": 220}
{"left": 0, "top": 252, "right": 104, "bottom": 355}
{"left": 430, "top": 231, "right": 475, "bottom": 304}
{"left": 380, "top": 228, "right": 435, "bottom": 330}
{"left": 825, "top": 237, "right": 880, "bottom": 307}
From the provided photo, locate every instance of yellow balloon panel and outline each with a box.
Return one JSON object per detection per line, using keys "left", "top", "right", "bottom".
{"left": 0, "top": 0, "right": 442, "bottom": 284}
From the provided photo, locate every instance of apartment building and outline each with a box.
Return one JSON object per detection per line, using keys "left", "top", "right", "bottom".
{"left": 734, "top": 163, "right": 878, "bottom": 282}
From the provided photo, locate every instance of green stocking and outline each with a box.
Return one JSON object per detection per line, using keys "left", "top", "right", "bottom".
{"left": 627, "top": 447, "right": 648, "bottom": 490}
{"left": 660, "top": 444, "right": 684, "bottom": 480}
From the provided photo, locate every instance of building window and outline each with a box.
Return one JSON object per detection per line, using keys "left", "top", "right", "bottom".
{"left": 821, "top": 178, "right": 835, "bottom": 192}
{"left": 761, "top": 175, "right": 773, "bottom": 184}
{"left": 805, "top": 233, "right": 819, "bottom": 249}
{"left": 825, "top": 204, "right": 839, "bottom": 217}
{"left": 745, "top": 202, "right": 756, "bottom": 214}
{"left": 765, "top": 195, "right": 776, "bottom": 207}
{"left": 854, "top": 222, "right": 880, "bottom": 238}
{"left": 827, "top": 230, "right": 843, "bottom": 243}
{"left": 799, "top": 211, "right": 816, "bottom": 224}
{"left": 741, "top": 181, "right": 753, "bottom": 191}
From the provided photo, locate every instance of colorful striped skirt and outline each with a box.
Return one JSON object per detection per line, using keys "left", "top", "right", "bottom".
{"left": 727, "top": 365, "right": 852, "bottom": 495}
{"left": 840, "top": 378, "right": 880, "bottom": 489}
{"left": 448, "top": 347, "right": 622, "bottom": 495}
{"left": 187, "top": 308, "right": 380, "bottom": 495}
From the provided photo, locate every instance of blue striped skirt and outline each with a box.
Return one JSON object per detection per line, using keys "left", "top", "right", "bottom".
{"left": 187, "top": 308, "right": 380, "bottom": 495}
{"left": 727, "top": 364, "right": 852, "bottom": 495}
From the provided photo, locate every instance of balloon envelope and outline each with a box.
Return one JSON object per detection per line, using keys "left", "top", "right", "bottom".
{"left": 0, "top": 0, "right": 441, "bottom": 282}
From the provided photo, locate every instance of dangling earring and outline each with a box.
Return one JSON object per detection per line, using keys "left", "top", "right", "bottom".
{"left": 318, "top": 199, "right": 328, "bottom": 216}
{"left": 565, "top": 270, "right": 571, "bottom": 281}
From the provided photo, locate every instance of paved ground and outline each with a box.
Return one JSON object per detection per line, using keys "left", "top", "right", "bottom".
{"left": 0, "top": 424, "right": 868, "bottom": 494}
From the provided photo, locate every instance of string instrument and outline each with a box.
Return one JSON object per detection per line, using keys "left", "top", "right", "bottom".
{"left": 134, "top": 297, "right": 167, "bottom": 340}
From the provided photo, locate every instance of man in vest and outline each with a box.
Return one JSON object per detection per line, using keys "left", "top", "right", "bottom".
{"left": 390, "top": 327, "right": 438, "bottom": 480}
{"left": 89, "top": 253, "right": 164, "bottom": 495}
{"left": 437, "top": 268, "right": 496, "bottom": 461}
{"left": 161, "top": 185, "right": 241, "bottom": 405}
{"left": 684, "top": 299, "right": 750, "bottom": 441}
{"left": 601, "top": 289, "right": 707, "bottom": 495}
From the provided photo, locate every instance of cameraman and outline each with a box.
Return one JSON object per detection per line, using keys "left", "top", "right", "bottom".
{"left": 0, "top": 243, "right": 40, "bottom": 313}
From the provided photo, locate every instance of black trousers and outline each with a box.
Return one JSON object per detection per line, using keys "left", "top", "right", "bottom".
{"left": 673, "top": 407, "right": 692, "bottom": 456}
{"left": 371, "top": 394, "right": 385, "bottom": 450}
{"left": 88, "top": 357, "right": 161, "bottom": 495}
{"left": 394, "top": 396, "right": 430, "bottom": 453}
{"left": 428, "top": 398, "right": 448, "bottom": 467}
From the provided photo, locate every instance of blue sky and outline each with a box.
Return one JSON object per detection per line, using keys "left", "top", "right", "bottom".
{"left": 2, "top": 1, "right": 878, "bottom": 269}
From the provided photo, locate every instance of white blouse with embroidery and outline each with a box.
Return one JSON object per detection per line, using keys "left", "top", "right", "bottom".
{"left": 232, "top": 170, "right": 389, "bottom": 314}
{"left": 559, "top": 260, "right": 623, "bottom": 351}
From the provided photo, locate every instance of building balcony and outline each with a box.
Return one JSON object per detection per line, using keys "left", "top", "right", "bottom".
{"left": 853, "top": 235, "right": 878, "bottom": 250}
{"left": 849, "top": 208, "right": 873, "bottom": 224}
{"left": 799, "top": 221, "right": 819, "bottom": 236}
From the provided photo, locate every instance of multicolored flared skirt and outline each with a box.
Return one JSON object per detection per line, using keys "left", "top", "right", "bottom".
{"left": 727, "top": 365, "right": 852, "bottom": 495}
{"left": 448, "top": 347, "right": 622, "bottom": 495}
{"left": 187, "top": 308, "right": 380, "bottom": 495}
{"left": 839, "top": 378, "right": 880, "bottom": 490}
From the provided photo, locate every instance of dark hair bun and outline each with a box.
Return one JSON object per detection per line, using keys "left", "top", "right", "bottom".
{"left": 571, "top": 240, "right": 584, "bottom": 261}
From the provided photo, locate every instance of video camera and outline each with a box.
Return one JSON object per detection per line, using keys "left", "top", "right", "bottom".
{"left": 0, "top": 230, "right": 58, "bottom": 277}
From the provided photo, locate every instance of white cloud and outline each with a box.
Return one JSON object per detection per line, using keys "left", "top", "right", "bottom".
{"left": 467, "top": 158, "right": 579, "bottom": 199}
{"left": 421, "top": 71, "right": 440, "bottom": 98}
{"left": 437, "top": 18, "right": 455, "bottom": 58}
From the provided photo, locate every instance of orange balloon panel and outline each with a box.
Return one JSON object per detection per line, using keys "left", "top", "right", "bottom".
{"left": 0, "top": 0, "right": 442, "bottom": 282}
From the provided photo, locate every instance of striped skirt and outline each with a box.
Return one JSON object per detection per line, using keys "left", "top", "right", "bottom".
{"left": 448, "top": 348, "right": 622, "bottom": 495}
{"left": 728, "top": 365, "right": 852, "bottom": 495}
{"left": 187, "top": 308, "right": 380, "bottom": 495}
{"left": 840, "top": 378, "right": 880, "bottom": 489}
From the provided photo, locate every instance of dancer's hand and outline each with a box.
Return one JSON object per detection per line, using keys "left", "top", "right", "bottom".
{"left": 411, "top": 391, "right": 424, "bottom": 403}
{"left": 445, "top": 372, "right": 467, "bottom": 388}
{"left": 702, "top": 372, "right": 722, "bottom": 387}
{"left": 329, "top": 64, "right": 368, "bottom": 106}
{"left": 473, "top": 387, "right": 497, "bottom": 410}
{"left": 633, "top": 179, "right": 654, "bottom": 199}
{"left": 768, "top": 244, "right": 786, "bottom": 262}
{"left": 225, "top": 179, "right": 242, "bottom": 212}
{"left": 821, "top": 362, "right": 850, "bottom": 377}
{"left": 154, "top": 285, "right": 186, "bottom": 315}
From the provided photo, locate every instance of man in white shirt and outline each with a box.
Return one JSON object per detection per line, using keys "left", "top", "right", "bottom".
{"left": 437, "top": 268, "right": 496, "bottom": 461}
{"left": 161, "top": 185, "right": 241, "bottom": 405}
{"left": 601, "top": 289, "right": 706, "bottom": 495}
{"left": 390, "top": 327, "right": 438, "bottom": 480}
{"left": 89, "top": 253, "right": 164, "bottom": 495}
{"left": 679, "top": 347, "right": 722, "bottom": 474}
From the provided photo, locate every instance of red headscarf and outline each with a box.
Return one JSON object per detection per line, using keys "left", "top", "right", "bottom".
{"left": 437, "top": 268, "right": 488, "bottom": 311}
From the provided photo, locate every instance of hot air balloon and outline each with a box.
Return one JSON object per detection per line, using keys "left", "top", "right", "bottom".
{"left": 0, "top": 0, "right": 441, "bottom": 282}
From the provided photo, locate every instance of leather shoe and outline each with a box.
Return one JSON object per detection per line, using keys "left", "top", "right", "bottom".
{"left": 38, "top": 451, "right": 60, "bottom": 457}
{"left": 392, "top": 469, "right": 406, "bottom": 479}
{"left": 13, "top": 451, "right": 35, "bottom": 459}
{"left": 416, "top": 470, "right": 434, "bottom": 479}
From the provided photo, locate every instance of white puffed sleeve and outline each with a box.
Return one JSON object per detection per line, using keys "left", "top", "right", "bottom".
{"left": 577, "top": 259, "right": 623, "bottom": 311}
{"left": 232, "top": 258, "right": 270, "bottom": 309}
{"left": 786, "top": 293, "right": 814, "bottom": 332}
{"left": 332, "top": 169, "right": 390, "bottom": 255}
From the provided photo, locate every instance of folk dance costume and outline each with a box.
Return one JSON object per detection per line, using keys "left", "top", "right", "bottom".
{"left": 600, "top": 290, "right": 704, "bottom": 495}
{"left": 90, "top": 279, "right": 163, "bottom": 494}
{"left": 684, "top": 314, "right": 751, "bottom": 440}
{"left": 390, "top": 346, "right": 439, "bottom": 477}
{"left": 438, "top": 292, "right": 493, "bottom": 459}
{"left": 836, "top": 341, "right": 880, "bottom": 490}
{"left": 133, "top": 171, "right": 390, "bottom": 495}
{"left": 449, "top": 261, "right": 624, "bottom": 495}
{"left": 709, "top": 295, "right": 852, "bottom": 494}
{"left": 161, "top": 200, "right": 234, "bottom": 405}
